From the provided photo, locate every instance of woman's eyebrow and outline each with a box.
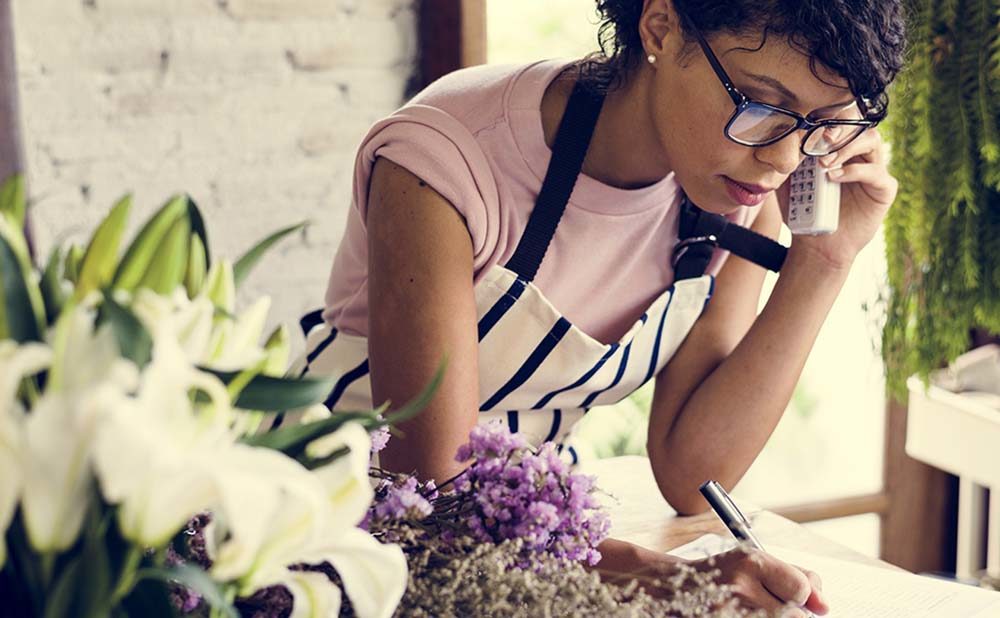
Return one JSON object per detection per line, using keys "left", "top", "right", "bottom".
{"left": 742, "top": 71, "right": 855, "bottom": 112}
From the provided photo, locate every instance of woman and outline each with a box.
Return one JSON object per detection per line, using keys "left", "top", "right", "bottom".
{"left": 302, "top": 0, "right": 906, "bottom": 613}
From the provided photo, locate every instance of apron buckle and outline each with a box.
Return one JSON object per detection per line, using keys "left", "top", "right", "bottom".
{"left": 671, "top": 234, "right": 719, "bottom": 269}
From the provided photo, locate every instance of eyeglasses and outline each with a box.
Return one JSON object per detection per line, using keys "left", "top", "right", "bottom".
{"left": 684, "top": 17, "right": 877, "bottom": 156}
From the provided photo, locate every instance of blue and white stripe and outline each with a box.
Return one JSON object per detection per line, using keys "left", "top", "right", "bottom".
{"left": 296, "top": 265, "right": 714, "bottom": 459}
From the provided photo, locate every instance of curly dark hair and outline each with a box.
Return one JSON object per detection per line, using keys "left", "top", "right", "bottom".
{"left": 578, "top": 0, "right": 908, "bottom": 119}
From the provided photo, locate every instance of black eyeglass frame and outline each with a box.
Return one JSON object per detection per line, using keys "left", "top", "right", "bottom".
{"left": 683, "top": 17, "right": 879, "bottom": 156}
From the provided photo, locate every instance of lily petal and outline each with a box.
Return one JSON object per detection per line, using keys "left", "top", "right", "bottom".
{"left": 307, "top": 423, "right": 373, "bottom": 527}
{"left": 285, "top": 569, "right": 342, "bottom": 618}
{"left": 301, "top": 526, "right": 407, "bottom": 618}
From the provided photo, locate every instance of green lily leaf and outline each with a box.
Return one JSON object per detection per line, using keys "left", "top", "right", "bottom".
{"left": 100, "top": 290, "right": 153, "bottom": 368}
{"left": 116, "top": 578, "right": 178, "bottom": 618}
{"left": 0, "top": 223, "right": 44, "bottom": 342}
{"left": 75, "top": 195, "right": 132, "bottom": 301}
{"left": 242, "top": 361, "right": 444, "bottom": 456}
{"left": 134, "top": 565, "right": 237, "bottom": 618}
{"left": 232, "top": 221, "right": 307, "bottom": 288}
{"left": 41, "top": 501, "right": 116, "bottom": 618}
{"left": 137, "top": 214, "right": 189, "bottom": 295}
{"left": 223, "top": 357, "right": 266, "bottom": 403}
{"left": 40, "top": 246, "right": 67, "bottom": 324}
{"left": 43, "top": 555, "right": 86, "bottom": 618}
{"left": 113, "top": 195, "right": 187, "bottom": 291}
{"left": 241, "top": 409, "right": 387, "bottom": 457}
{"left": 205, "top": 369, "right": 336, "bottom": 412}
{"left": 0, "top": 175, "right": 26, "bottom": 229}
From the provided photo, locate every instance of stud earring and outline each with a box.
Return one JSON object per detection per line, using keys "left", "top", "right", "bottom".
{"left": 647, "top": 54, "right": 656, "bottom": 64}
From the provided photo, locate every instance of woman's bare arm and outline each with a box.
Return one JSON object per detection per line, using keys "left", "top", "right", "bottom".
{"left": 646, "top": 195, "right": 851, "bottom": 514}
{"left": 366, "top": 157, "right": 481, "bottom": 482}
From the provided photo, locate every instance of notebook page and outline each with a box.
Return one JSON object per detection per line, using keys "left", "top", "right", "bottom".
{"left": 668, "top": 534, "right": 1000, "bottom": 617}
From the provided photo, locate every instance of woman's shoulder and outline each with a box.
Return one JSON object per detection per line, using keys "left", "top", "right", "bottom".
{"left": 404, "top": 59, "right": 572, "bottom": 134}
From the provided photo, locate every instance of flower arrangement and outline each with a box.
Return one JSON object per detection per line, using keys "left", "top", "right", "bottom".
{"left": 364, "top": 424, "right": 741, "bottom": 616}
{"left": 179, "top": 421, "right": 740, "bottom": 617}
{"left": 0, "top": 176, "right": 418, "bottom": 617}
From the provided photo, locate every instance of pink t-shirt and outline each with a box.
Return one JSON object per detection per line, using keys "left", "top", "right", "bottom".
{"left": 322, "top": 59, "right": 759, "bottom": 345}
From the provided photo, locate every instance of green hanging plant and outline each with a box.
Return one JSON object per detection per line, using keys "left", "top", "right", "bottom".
{"left": 882, "top": 0, "right": 1000, "bottom": 399}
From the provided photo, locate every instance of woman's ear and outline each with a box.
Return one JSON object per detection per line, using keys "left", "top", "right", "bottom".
{"left": 639, "top": 0, "right": 681, "bottom": 60}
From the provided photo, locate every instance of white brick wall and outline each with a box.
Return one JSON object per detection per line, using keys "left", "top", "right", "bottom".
{"left": 13, "top": 0, "right": 417, "bottom": 353}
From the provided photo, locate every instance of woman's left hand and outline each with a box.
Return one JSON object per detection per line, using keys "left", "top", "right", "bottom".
{"left": 779, "top": 127, "right": 898, "bottom": 270}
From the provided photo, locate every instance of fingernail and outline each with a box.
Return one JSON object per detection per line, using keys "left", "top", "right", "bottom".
{"left": 820, "top": 154, "right": 837, "bottom": 167}
{"left": 826, "top": 167, "right": 844, "bottom": 179}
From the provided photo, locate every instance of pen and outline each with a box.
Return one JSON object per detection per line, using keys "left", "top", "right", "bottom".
{"left": 699, "top": 479, "right": 764, "bottom": 551}
{"left": 699, "top": 480, "right": 817, "bottom": 616}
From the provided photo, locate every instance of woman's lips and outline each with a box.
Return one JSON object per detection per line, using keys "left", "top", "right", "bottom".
{"left": 723, "top": 176, "right": 771, "bottom": 206}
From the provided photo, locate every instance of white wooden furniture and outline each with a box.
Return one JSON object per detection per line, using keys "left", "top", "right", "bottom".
{"left": 906, "top": 377, "right": 1000, "bottom": 580}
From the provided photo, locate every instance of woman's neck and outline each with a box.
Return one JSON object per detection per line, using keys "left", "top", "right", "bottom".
{"left": 540, "top": 64, "right": 673, "bottom": 190}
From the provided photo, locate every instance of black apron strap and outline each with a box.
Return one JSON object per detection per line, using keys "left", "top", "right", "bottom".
{"left": 672, "top": 197, "right": 788, "bottom": 279}
{"left": 299, "top": 308, "right": 325, "bottom": 338}
{"left": 504, "top": 81, "right": 606, "bottom": 281}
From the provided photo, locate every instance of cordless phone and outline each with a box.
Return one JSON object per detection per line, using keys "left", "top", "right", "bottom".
{"left": 787, "top": 157, "right": 840, "bottom": 235}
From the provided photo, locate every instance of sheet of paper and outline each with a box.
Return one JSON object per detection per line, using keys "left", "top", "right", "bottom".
{"left": 668, "top": 534, "right": 1000, "bottom": 617}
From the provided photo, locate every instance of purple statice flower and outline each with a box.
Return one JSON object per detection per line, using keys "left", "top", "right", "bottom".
{"left": 370, "top": 425, "right": 391, "bottom": 454}
{"left": 422, "top": 479, "right": 439, "bottom": 501}
{"left": 373, "top": 476, "right": 433, "bottom": 522}
{"left": 166, "top": 513, "right": 214, "bottom": 614}
{"left": 455, "top": 421, "right": 528, "bottom": 462}
{"left": 451, "top": 423, "right": 611, "bottom": 566}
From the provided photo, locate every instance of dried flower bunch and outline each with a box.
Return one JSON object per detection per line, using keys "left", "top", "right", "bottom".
{"left": 361, "top": 423, "right": 753, "bottom": 618}
{"left": 367, "top": 422, "right": 612, "bottom": 567}
{"left": 168, "top": 422, "right": 753, "bottom": 617}
{"left": 389, "top": 533, "right": 749, "bottom": 618}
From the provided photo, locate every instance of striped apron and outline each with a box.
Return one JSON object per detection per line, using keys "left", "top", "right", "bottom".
{"left": 293, "top": 82, "right": 786, "bottom": 463}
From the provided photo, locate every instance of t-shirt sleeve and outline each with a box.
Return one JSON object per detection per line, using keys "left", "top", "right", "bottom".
{"left": 351, "top": 104, "right": 501, "bottom": 273}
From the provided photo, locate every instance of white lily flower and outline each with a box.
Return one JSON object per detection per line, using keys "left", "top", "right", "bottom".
{"left": 0, "top": 340, "right": 51, "bottom": 567}
{"left": 208, "top": 424, "right": 406, "bottom": 618}
{"left": 0, "top": 340, "right": 51, "bottom": 407}
{"left": 306, "top": 422, "right": 375, "bottom": 528}
{"left": 200, "top": 259, "right": 236, "bottom": 315}
{"left": 45, "top": 304, "right": 137, "bottom": 396}
{"left": 130, "top": 285, "right": 271, "bottom": 374}
{"left": 297, "top": 526, "right": 407, "bottom": 618}
{"left": 20, "top": 309, "right": 137, "bottom": 553}
{"left": 285, "top": 570, "right": 343, "bottom": 618}
{"left": 92, "top": 329, "right": 234, "bottom": 547}
{"left": 208, "top": 445, "right": 331, "bottom": 591}
{"left": 131, "top": 288, "right": 215, "bottom": 365}
{"left": 202, "top": 296, "right": 270, "bottom": 372}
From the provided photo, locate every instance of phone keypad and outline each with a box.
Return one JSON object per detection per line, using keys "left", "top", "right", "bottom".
{"left": 788, "top": 158, "right": 818, "bottom": 226}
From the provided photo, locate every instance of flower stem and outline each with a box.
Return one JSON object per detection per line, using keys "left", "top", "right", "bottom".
{"left": 208, "top": 587, "right": 237, "bottom": 618}
{"left": 110, "top": 546, "right": 143, "bottom": 603}
{"left": 39, "top": 554, "right": 55, "bottom": 590}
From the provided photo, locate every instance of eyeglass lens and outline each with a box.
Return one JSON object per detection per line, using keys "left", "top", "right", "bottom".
{"left": 727, "top": 104, "right": 867, "bottom": 155}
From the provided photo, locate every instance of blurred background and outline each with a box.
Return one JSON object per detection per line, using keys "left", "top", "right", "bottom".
{"left": 7, "top": 0, "right": 998, "bottom": 582}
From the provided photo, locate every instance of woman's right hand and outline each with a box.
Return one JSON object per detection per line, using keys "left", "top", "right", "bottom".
{"left": 690, "top": 547, "right": 829, "bottom": 616}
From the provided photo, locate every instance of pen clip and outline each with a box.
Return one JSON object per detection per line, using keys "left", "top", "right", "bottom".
{"left": 720, "top": 490, "right": 750, "bottom": 526}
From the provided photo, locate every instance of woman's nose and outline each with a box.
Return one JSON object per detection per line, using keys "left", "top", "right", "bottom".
{"left": 754, "top": 131, "right": 807, "bottom": 175}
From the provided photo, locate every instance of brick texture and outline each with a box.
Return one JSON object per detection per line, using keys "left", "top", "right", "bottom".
{"left": 12, "top": 0, "right": 417, "bottom": 354}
